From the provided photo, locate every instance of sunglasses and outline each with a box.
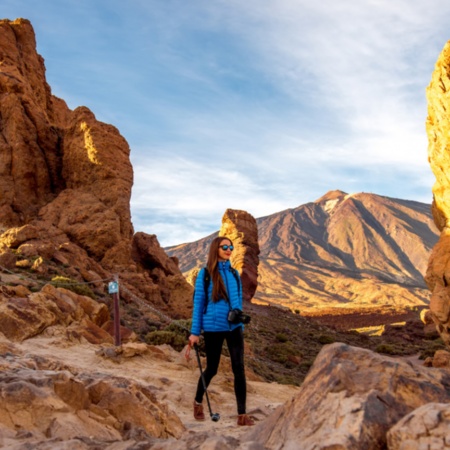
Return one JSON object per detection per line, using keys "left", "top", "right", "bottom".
{"left": 219, "top": 245, "right": 234, "bottom": 251}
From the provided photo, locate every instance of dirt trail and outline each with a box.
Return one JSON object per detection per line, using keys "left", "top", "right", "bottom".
{"left": 16, "top": 329, "right": 299, "bottom": 440}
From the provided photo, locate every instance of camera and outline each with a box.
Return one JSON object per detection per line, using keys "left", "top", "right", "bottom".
{"left": 227, "top": 308, "right": 251, "bottom": 325}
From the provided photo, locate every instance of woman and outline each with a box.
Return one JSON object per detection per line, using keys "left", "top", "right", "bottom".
{"left": 188, "top": 236, "right": 254, "bottom": 426}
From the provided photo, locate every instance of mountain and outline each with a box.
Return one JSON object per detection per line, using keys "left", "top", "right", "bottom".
{"left": 167, "top": 190, "right": 439, "bottom": 326}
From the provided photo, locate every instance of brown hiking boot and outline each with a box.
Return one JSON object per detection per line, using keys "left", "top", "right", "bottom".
{"left": 193, "top": 401, "right": 205, "bottom": 420}
{"left": 237, "top": 414, "right": 255, "bottom": 426}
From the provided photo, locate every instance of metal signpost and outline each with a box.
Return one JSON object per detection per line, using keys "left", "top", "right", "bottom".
{"left": 108, "top": 276, "right": 121, "bottom": 347}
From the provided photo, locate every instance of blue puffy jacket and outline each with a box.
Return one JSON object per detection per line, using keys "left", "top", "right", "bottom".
{"left": 190, "top": 260, "right": 243, "bottom": 336}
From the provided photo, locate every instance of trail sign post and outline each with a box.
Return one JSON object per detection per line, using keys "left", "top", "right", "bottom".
{"left": 108, "top": 277, "right": 121, "bottom": 347}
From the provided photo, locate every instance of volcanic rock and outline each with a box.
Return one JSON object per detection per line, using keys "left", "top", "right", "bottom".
{"left": 242, "top": 342, "right": 450, "bottom": 449}
{"left": 0, "top": 18, "right": 193, "bottom": 326}
{"left": 426, "top": 39, "right": 450, "bottom": 347}
{"left": 0, "top": 352, "right": 185, "bottom": 444}
{"left": 220, "top": 209, "right": 260, "bottom": 302}
{"left": 0, "top": 283, "right": 110, "bottom": 342}
{"left": 387, "top": 403, "right": 450, "bottom": 449}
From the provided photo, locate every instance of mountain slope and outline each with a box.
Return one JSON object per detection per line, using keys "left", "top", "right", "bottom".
{"left": 167, "top": 191, "right": 439, "bottom": 319}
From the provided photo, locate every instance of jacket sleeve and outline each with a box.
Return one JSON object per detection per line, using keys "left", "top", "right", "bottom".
{"left": 190, "top": 269, "right": 206, "bottom": 336}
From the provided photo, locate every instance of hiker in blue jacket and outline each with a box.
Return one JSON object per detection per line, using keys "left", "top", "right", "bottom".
{"left": 188, "top": 236, "right": 254, "bottom": 426}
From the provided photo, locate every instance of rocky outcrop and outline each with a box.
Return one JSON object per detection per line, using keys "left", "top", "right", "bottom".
{"left": 0, "top": 344, "right": 185, "bottom": 445}
{"left": 0, "top": 282, "right": 131, "bottom": 344}
{"left": 426, "top": 40, "right": 450, "bottom": 348}
{"left": 220, "top": 209, "right": 260, "bottom": 302}
{"left": 0, "top": 18, "right": 193, "bottom": 327}
{"left": 0, "top": 18, "right": 132, "bottom": 261}
{"left": 242, "top": 343, "right": 450, "bottom": 450}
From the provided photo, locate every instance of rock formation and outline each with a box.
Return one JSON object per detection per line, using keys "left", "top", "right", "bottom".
{"left": 0, "top": 18, "right": 193, "bottom": 330}
{"left": 243, "top": 343, "right": 450, "bottom": 450}
{"left": 220, "top": 209, "right": 260, "bottom": 302}
{"left": 0, "top": 339, "right": 185, "bottom": 445}
{"left": 426, "top": 40, "right": 450, "bottom": 348}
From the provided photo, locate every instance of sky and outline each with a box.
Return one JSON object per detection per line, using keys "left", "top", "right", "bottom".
{"left": 3, "top": 1, "right": 450, "bottom": 247}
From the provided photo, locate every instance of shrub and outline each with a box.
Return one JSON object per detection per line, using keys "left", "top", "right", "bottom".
{"left": 318, "top": 334, "right": 335, "bottom": 345}
{"left": 375, "top": 343, "right": 396, "bottom": 355}
{"left": 275, "top": 333, "right": 289, "bottom": 343}
{"left": 266, "top": 342, "right": 297, "bottom": 366}
{"left": 143, "top": 319, "right": 192, "bottom": 352}
{"left": 300, "top": 361, "right": 313, "bottom": 371}
{"left": 419, "top": 339, "right": 446, "bottom": 360}
{"left": 166, "top": 319, "right": 192, "bottom": 335}
{"left": 50, "top": 276, "right": 96, "bottom": 299}
{"left": 144, "top": 331, "right": 186, "bottom": 351}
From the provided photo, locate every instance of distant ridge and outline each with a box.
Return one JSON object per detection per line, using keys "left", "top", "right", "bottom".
{"left": 167, "top": 191, "right": 438, "bottom": 320}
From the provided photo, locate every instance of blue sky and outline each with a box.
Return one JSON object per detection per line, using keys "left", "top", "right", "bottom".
{"left": 3, "top": 0, "right": 450, "bottom": 246}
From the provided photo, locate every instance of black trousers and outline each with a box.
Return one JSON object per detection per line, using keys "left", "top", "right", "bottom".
{"left": 195, "top": 326, "right": 247, "bottom": 415}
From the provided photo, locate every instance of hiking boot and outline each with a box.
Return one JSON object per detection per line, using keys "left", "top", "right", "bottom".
{"left": 193, "top": 401, "right": 205, "bottom": 420}
{"left": 237, "top": 414, "right": 254, "bottom": 426}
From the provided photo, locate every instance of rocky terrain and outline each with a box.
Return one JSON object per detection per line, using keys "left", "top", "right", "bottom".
{"left": 1, "top": 16, "right": 450, "bottom": 450}
{"left": 0, "top": 282, "right": 449, "bottom": 449}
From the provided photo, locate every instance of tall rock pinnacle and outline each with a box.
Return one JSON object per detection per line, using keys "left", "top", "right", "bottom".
{"left": 425, "top": 40, "right": 450, "bottom": 347}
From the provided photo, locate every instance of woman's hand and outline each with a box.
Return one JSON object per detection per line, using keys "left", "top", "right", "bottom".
{"left": 189, "top": 334, "right": 200, "bottom": 348}
{"left": 185, "top": 334, "right": 200, "bottom": 360}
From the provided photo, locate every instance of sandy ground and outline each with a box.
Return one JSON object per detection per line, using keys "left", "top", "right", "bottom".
{"left": 14, "top": 328, "right": 299, "bottom": 441}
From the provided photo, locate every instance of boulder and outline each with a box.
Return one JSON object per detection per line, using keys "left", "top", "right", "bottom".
{"left": 387, "top": 403, "right": 450, "bottom": 449}
{"left": 0, "top": 284, "right": 110, "bottom": 342}
{"left": 243, "top": 342, "right": 450, "bottom": 449}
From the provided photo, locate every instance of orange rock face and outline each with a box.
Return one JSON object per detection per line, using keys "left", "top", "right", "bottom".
{"left": 426, "top": 40, "right": 450, "bottom": 347}
{"left": 0, "top": 18, "right": 193, "bottom": 332}
{"left": 220, "top": 209, "right": 260, "bottom": 302}
{"left": 0, "top": 18, "right": 133, "bottom": 259}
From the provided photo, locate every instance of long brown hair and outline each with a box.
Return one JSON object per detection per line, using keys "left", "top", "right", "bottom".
{"left": 206, "top": 236, "right": 232, "bottom": 302}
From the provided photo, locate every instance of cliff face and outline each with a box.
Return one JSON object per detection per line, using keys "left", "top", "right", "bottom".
{"left": 0, "top": 18, "right": 192, "bottom": 325}
{"left": 0, "top": 18, "right": 133, "bottom": 261}
{"left": 425, "top": 40, "right": 450, "bottom": 347}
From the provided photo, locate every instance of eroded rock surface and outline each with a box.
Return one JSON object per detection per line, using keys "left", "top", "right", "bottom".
{"left": 387, "top": 402, "right": 450, "bottom": 449}
{"left": 242, "top": 343, "right": 450, "bottom": 450}
{"left": 220, "top": 209, "right": 260, "bottom": 302}
{"left": 0, "top": 346, "right": 185, "bottom": 445}
{"left": 0, "top": 18, "right": 192, "bottom": 322}
{"left": 426, "top": 40, "right": 450, "bottom": 347}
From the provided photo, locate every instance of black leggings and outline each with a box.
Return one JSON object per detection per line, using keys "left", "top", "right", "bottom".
{"left": 195, "top": 326, "right": 247, "bottom": 415}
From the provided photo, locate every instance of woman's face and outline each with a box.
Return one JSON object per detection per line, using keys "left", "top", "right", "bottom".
{"left": 217, "top": 239, "right": 233, "bottom": 261}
